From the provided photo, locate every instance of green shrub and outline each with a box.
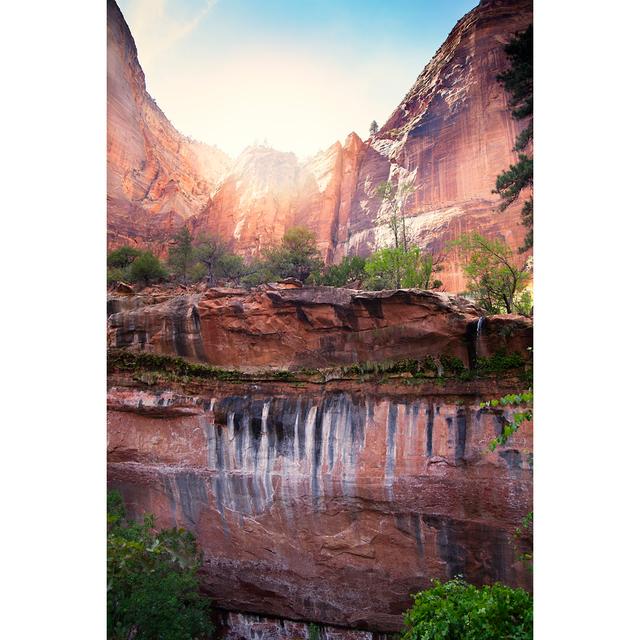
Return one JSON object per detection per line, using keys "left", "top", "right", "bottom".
{"left": 128, "top": 251, "right": 167, "bottom": 286}
{"left": 108, "top": 246, "right": 142, "bottom": 269}
{"left": 107, "top": 267, "right": 128, "bottom": 284}
{"left": 264, "top": 227, "right": 323, "bottom": 283}
{"left": 514, "top": 289, "right": 533, "bottom": 316}
{"left": 476, "top": 350, "right": 524, "bottom": 374}
{"left": 363, "top": 246, "right": 437, "bottom": 290}
{"left": 107, "top": 490, "right": 213, "bottom": 640}
{"left": 187, "top": 262, "right": 208, "bottom": 283}
{"left": 440, "top": 355, "right": 465, "bottom": 375}
{"left": 402, "top": 578, "right": 532, "bottom": 640}
{"left": 316, "top": 255, "right": 366, "bottom": 287}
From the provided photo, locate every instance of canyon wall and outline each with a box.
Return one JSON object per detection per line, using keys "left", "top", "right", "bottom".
{"left": 108, "top": 376, "right": 532, "bottom": 633}
{"left": 107, "top": 0, "right": 533, "bottom": 291}
{"left": 107, "top": 286, "right": 532, "bottom": 634}
{"left": 332, "top": 0, "right": 533, "bottom": 290}
{"left": 107, "top": 0, "right": 230, "bottom": 251}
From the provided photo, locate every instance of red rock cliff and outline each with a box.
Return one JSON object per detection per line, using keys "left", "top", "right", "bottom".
{"left": 107, "top": 286, "right": 532, "bottom": 369}
{"left": 108, "top": 377, "right": 532, "bottom": 633}
{"left": 334, "top": 0, "right": 533, "bottom": 290}
{"left": 107, "top": 286, "right": 532, "bottom": 632}
{"left": 192, "top": 135, "right": 365, "bottom": 261}
{"left": 107, "top": 0, "right": 230, "bottom": 251}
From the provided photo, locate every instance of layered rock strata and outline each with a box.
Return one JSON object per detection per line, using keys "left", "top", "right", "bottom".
{"left": 215, "top": 611, "right": 392, "bottom": 640}
{"left": 108, "top": 375, "right": 532, "bottom": 633}
{"left": 107, "top": 285, "right": 532, "bottom": 632}
{"left": 107, "top": 286, "right": 532, "bottom": 369}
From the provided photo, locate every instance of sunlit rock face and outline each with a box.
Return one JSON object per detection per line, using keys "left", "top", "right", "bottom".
{"left": 334, "top": 0, "right": 533, "bottom": 290}
{"left": 107, "top": 286, "right": 532, "bottom": 369}
{"left": 108, "top": 379, "right": 532, "bottom": 633}
{"left": 193, "top": 136, "right": 365, "bottom": 261}
{"left": 107, "top": 0, "right": 230, "bottom": 251}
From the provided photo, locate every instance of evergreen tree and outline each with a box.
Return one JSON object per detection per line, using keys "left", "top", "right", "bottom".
{"left": 494, "top": 24, "right": 533, "bottom": 252}
{"left": 369, "top": 120, "right": 379, "bottom": 136}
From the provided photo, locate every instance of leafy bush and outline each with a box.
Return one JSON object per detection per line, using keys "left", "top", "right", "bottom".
{"left": 450, "top": 233, "right": 529, "bottom": 314}
{"left": 476, "top": 350, "right": 524, "bottom": 374}
{"left": 402, "top": 578, "right": 532, "bottom": 640}
{"left": 480, "top": 390, "right": 533, "bottom": 451}
{"left": 264, "top": 227, "right": 323, "bottom": 283}
{"left": 440, "top": 354, "right": 465, "bottom": 375}
{"left": 316, "top": 255, "right": 366, "bottom": 287}
{"left": 514, "top": 289, "right": 533, "bottom": 316}
{"left": 128, "top": 252, "right": 167, "bottom": 286}
{"left": 363, "top": 247, "right": 438, "bottom": 290}
{"left": 107, "top": 267, "right": 128, "bottom": 285}
{"left": 187, "top": 262, "right": 208, "bottom": 283}
{"left": 108, "top": 246, "right": 143, "bottom": 269}
{"left": 107, "top": 490, "right": 213, "bottom": 640}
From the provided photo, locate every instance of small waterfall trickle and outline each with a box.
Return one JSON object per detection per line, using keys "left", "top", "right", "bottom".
{"left": 475, "top": 316, "right": 486, "bottom": 362}
{"left": 465, "top": 316, "right": 483, "bottom": 370}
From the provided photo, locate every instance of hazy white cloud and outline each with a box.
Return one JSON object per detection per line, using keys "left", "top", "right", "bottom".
{"left": 124, "top": 0, "right": 216, "bottom": 68}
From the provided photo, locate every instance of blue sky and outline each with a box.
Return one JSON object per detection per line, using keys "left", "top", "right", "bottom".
{"left": 119, "top": 0, "right": 477, "bottom": 158}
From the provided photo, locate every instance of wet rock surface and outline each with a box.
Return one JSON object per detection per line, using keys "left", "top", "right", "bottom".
{"left": 108, "top": 376, "right": 532, "bottom": 633}
{"left": 214, "top": 611, "right": 393, "bottom": 640}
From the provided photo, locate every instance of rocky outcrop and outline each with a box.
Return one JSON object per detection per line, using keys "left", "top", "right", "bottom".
{"left": 215, "top": 611, "right": 391, "bottom": 640}
{"left": 108, "top": 375, "right": 532, "bottom": 633}
{"left": 107, "top": 0, "right": 230, "bottom": 251}
{"left": 107, "top": 286, "right": 532, "bottom": 370}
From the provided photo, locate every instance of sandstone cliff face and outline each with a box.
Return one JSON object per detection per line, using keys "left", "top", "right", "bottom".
{"left": 107, "top": 286, "right": 532, "bottom": 632}
{"left": 334, "top": 0, "right": 533, "bottom": 291}
{"left": 107, "top": 0, "right": 230, "bottom": 250}
{"left": 108, "top": 377, "right": 532, "bottom": 633}
{"left": 107, "top": 286, "right": 532, "bottom": 370}
{"left": 192, "top": 134, "right": 365, "bottom": 261}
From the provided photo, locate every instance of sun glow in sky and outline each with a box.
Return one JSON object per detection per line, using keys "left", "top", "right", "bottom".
{"left": 118, "top": 0, "right": 477, "bottom": 159}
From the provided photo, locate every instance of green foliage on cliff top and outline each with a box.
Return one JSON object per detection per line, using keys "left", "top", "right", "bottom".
{"left": 108, "top": 347, "right": 529, "bottom": 387}
{"left": 107, "top": 491, "right": 213, "bottom": 640}
{"left": 108, "top": 349, "right": 297, "bottom": 383}
{"left": 402, "top": 578, "right": 532, "bottom": 640}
